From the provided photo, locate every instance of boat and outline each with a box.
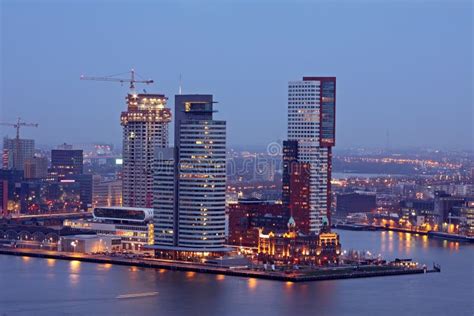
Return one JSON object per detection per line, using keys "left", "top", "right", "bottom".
{"left": 116, "top": 292, "right": 159, "bottom": 299}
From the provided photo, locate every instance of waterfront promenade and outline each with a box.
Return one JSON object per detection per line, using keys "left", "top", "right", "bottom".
{"left": 0, "top": 247, "right": 437, "bottom": 282}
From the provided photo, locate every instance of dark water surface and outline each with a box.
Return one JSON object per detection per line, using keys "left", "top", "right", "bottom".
{"left": 1, "top": 230, "right": 473, "bottom": 316}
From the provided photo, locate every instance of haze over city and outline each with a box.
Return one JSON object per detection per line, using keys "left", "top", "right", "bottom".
{"left": 1, "top": 0, "right": 472, "bottom": 150}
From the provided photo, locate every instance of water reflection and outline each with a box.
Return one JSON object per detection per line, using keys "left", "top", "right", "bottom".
{"left": 46, "top": 258, "right": 56, "bottom": 267}
{"left": 247, "top": 278, "right": 257, "bottom": 290}
{"left": 422, "top": 235, "right": 428, "bottom": 249}
{"left": 388, "top": 231, "right": 394, "bottom": 252}
{"left": 216, "top": 274, "right": 225, "bottom": 281}
{"left": 186, "top": 271, "right": 196, "bottom": 279}
{"left": 69, "top": 260, "right": 81, "bottom": 273}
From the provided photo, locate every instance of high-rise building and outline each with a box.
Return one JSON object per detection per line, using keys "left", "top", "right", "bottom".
{"left": 286, "top": 77, "right": 336, "bottom": 234}
{"left": 154, "top": 94, "right": 227, "bottom": 252}
{"left": 51, "top": 148, "right": 83, "bottom": 178}
{"left": 121, "top": 93, "right": 171, "bottom": 208}
{"left": 3, "top": 137, "right": 35, "bottom": 171}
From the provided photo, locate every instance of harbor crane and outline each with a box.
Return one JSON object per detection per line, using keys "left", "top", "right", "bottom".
{"left": 0, "top": 117, "right": 39, "bottom": 169}
{"left": 80, "top": 69, "right": 154, "bottom": 91}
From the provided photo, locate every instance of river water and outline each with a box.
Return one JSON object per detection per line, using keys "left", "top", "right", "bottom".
{"left": 0, "top": 230, "right": 472, "bottom": 316}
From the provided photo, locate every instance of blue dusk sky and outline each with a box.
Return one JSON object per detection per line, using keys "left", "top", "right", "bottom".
{"left": 1, "top": 0, "right": 472, "bottom": 150}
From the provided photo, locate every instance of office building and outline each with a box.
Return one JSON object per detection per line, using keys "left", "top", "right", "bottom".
{"left": 154, "top": 94, "right": 227, "bottom": 253}
{"left": 121, "top": 93, "right": 171, "bottom": 208}
{"left": 3, "top": 137, "right": 35, "bottom": 170}
{"left": 286, "top": 77, "right": 336, "bottom": 234}
{"left": 51, "top": 148, "right": 83, "bottom": 178}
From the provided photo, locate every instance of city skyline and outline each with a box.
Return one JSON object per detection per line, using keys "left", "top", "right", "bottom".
{"left": 1, "top": 1, "right": 472, "bottom": 150}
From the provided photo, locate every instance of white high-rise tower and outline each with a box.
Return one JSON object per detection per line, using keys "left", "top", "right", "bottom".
{"left": 154, "top": 94, "right": 227, "bottom": 252}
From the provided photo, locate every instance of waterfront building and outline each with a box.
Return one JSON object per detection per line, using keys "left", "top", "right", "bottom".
{"left": 59, "top": 234, "right": 122, "bottom": 253}
{"left": 228, "top": 199, "right": 287, "bottom": 247}
{"left": 153, "top": 148, "right": 175, "bottom": 247}
{"left": 121, "top": 93, "right": 171, "bottom": 208}
{"left": 399, "top": 198, "right": 435, "bottom": 229}
{"left": 51, "top": 148, "right": 83, "bottom": 179}
{"left": 153, "top": 94, "right": 227, "bottom": 253}
{"left": 2, "top": 137, "right": 35, "bottom": 171}
{"left": 257, "top": 217, "right": 341, "bottom": 265}
{"left": 459, "top": 201, "right": 474, "bottom": 237}
{"left": 63, "top": 206, "right": 154, "bottom": 253}
{"left": 434, "top": 191, "right": 467, "bottom": 227}
{"left": 285, "top": 77, "right": 336, "bottom": 234}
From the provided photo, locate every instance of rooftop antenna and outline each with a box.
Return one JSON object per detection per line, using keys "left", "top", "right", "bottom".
{"left": 178, "top": 74, "right": 183, "bottom": 95}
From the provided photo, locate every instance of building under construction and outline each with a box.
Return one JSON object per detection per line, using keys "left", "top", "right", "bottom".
{"left": 121, "top": 93, "right": 171, "bottom": 208}
{"left": 2, "top": 137, "right": 35, "bottom": 171}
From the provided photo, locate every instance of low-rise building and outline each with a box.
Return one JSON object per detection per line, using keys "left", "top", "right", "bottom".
{"left": 257, "top": 217, "right": 341, "bottom": 265}
{"left": 59, "top": 234, "right": 121, "bottom": 253}
{"left": 63, "top": 206, "right": 154, "bottom": 253}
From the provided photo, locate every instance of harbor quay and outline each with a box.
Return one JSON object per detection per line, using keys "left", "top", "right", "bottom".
{"left": 0, "top": 247, "right": 439, "bottom": 283}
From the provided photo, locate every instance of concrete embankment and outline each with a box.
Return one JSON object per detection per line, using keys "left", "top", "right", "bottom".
{"left": 0, "top": 247, "right": 437, "bottom": 282}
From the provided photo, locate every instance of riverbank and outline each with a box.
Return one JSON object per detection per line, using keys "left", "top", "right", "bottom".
{"left": 0, "top": 247, "right": 438, "bottom": 282}
{"left": 333, "top": 223, "right": 474, "bottom": 243}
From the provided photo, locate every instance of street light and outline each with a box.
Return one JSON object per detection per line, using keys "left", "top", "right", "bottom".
{"left": 71, "top": 241, "right": 77, "bottom": 253}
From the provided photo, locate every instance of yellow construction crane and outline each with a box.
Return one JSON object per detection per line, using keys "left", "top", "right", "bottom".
{"left": 0, "top": 117, "right": 39, "bottom": 170}
{"left": 80, "top": 69, "right": 154, "bottom": 91}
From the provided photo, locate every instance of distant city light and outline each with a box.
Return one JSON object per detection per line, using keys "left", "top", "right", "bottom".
{"left": 115, "top": 158, "right": 123, "bottom": 165}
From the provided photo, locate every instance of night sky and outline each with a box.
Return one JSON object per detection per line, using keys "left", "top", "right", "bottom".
{"left": 1, "top": 0, "right": 472, "bottom": 150}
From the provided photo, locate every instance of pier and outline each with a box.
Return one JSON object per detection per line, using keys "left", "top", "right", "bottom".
{"left": 0, "top": 247, "right": 439, "bottom": 282}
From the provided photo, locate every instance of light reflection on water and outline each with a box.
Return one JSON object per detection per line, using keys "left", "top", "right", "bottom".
{"left": 69, "top": 260, "right": 81, "bottom": 273}
{"left": 247, "top": 278, "right": 257, "bottom": 290}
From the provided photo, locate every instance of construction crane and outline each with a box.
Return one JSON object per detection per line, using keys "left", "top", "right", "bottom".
{"left": 0, "top": 117, "right": 39, "bottom": 170}
{"left": 80, "top": 69, "right": 154, "bottom": 91}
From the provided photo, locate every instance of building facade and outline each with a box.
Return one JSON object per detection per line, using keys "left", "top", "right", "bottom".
{"left": 51, "top": 149, "right": 83, "bottom": 179}
{"left": 227, "top": 199, "right": 287, "bottom": 247}
{"left": 121, "top": 93, "right": 171, "bottom": 208}
{"left": 63, "top": 206, "right": 155, "bottom": 253}
{"left": 286, "top": 77, "right": 336, "bottom": 234}
{"left": 154, "top": 94, "right": 227, "bottom": 253}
